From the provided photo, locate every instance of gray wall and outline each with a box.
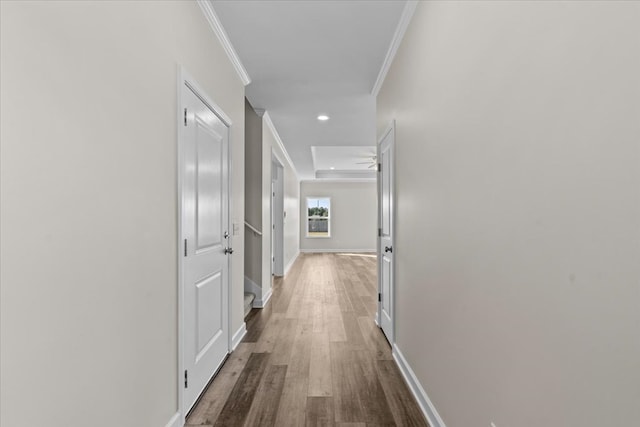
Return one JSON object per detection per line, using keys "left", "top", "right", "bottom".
{"left": 377, "top": 2, "right": 640, "bottom": 426}
{"left": 300, "top": 181, "right": 377, "bottom": 252}
{"left": 244, "top": 107, "right": 300, "bottom": 298}
{"left": 0, "top": 2, "right": 245, "bottom": 426}
{"left": 245, "top": 100, "right": 263, "bottom": 286}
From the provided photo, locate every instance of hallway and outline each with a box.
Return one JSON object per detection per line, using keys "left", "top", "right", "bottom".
{"left": 186, "top": 253, "right": 428, "bottom": 427}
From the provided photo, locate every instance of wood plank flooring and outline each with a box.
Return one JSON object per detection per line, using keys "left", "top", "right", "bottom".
{"left": 186, "top": 253, "right": 428, "bottom": 427}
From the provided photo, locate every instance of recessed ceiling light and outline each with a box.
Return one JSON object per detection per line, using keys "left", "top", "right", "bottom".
{"left": 330, "top": 167, "right": 335, "bottom": 170}
{"left": 317, "top": 114, "right": 329, "bottom": 121}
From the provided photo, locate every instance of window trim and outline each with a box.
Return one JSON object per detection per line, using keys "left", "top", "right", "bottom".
{"left": 306, "top": 196, "right": 331, "bottom": 238}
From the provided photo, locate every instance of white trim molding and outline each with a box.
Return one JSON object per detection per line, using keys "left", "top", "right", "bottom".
{"left": 231, "top": 323, "right": 247, "bottom": 351}
{"left": 263, "top": 111, "right": 298, "bottom": 178}
{"left": 165, "top": 411, "right": 181, "bottom": 427}
{"left": 284, "top": 250, "right": 300, "bottom": 276}
{"left": 392, "top": 344, "right": 446, "bottom": 427}
{"left": 254, "top": 288, "right": 273, "bottom": 308}
{"left": 183, "top": 79, "right": 232, "bottom": 126}
{"left": 197, "top": 0, "right": 251, "bottom": 85}
{"left": 371, "top": 0, "right": 418, "bottom": 97}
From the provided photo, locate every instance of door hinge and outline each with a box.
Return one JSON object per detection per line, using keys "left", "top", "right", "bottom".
{"left": 378, "top": 228, "right": 382, "bottom": 237}
{"left": 184, "top": 108, "right": 188, "bottom": 126}
{"left": 378, "top": 293, "right": 381, "bottom": 302}
{"left": 184, "top": 370, "right": 188, "bottom": 388}
{"left": 377, "top": 163, "right": 381, "bottom": 172}
{"left": 184, "top": 239, "right": 187, "bottom": 257}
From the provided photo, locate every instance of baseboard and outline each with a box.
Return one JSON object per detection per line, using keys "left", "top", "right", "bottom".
{"left": 231, "top": 323, "right": 246, "bottom": 351}
{"left": 253, "top": 287, "right": 272, "bottom": 308}
{"left": 375, "top": 311, "right": 380, "bottom": 326}
{"left": 165, "top": 411, "right": 181, "bottom": 427}
{"left": 300, "top": 249, "right": 376, "bottom": 254}
{"left": 392, "top": 344, "right": 446, "bottom": 427}
{"left": 284, "top": 250, "right": 300, "bottom": 276}
{"left": 244, "top": 275, "right": 261, "bottom": 296}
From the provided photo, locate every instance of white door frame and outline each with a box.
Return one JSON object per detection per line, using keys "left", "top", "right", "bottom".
{"left": 177, "top": 66, "right": 233, "bottom": 423}
{"left": 271, "top": 153, "right": 284, "bottom": 276}
{"left": 377, "top": 120, "right": 395, "bottom": 343}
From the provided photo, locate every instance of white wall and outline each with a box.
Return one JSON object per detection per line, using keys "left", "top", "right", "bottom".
{"left": 0, "top": 2, "right": 245, "bottom": 426}
{"left": 300, "top": 181, "right": 377, "bottom": 252}
{"left": 282, "top": 164, "right": 301, "bottom": 272}
{"left": 264, "top": 117, "right": 300, "bottom": 276}
{"left": 377, "top": 2, "right": 640, "bottom": 427}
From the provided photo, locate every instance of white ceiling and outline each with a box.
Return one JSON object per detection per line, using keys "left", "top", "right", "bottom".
{"left": 210, "top": 0, "right": 408, "bottom": 180}
{"left": 312, "top": 146, "right": 377, "bottom": 171}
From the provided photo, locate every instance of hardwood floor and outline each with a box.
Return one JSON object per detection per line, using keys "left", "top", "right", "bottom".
{"left": 186, "top": 253, "right": 428, "bottom": 427}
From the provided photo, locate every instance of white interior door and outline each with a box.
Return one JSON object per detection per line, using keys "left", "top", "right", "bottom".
{"left": 378, "top": 122, "right": 395, "bottom": 343}
{"left": 181, "top": 83, "right": 230, "bottom": 413}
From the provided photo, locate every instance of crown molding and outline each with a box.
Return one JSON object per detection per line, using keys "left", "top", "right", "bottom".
{"left": 197, "top": 0, "right": 251, "bottom": 86}
{"left": 371, "top": 0, "right": 418, "bottom": 97}
{"left": 263, "top": 111, "right": 299, "bottom": 180}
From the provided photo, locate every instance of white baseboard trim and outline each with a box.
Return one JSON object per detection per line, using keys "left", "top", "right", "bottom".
{"left": 231, "top": 323, "right": 246, "bottom": 351}
{"left": 254, "top": 287, "right": 272, "bottom": 308}
{"left": 392, "top": 344, "right": 446, "bottom": 427}
{"left": 300, "top": 249, "right": 376, "bottom": 254}
{"left": 375, "top": 311, "right": 380, "bottom": 326}
{"left": 165, "top": 411, "right": 181, "bottom": 427}
{"left": 284, "top": 250, "right": 300, "bottom": 276}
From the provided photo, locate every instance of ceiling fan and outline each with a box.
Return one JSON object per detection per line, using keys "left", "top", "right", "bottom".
{"left": 356, "top": 155, "right": 377, "bottom": 169}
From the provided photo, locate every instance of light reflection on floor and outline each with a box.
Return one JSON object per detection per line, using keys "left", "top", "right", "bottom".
{"left": 336, "top": 253, "right": 377, "bottom": 258}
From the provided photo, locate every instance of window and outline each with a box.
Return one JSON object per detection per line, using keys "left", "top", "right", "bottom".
{"left": 306, "top": 197, "right": 330, "bottom": 238}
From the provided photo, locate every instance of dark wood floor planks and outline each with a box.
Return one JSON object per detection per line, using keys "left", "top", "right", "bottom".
{"left": 213, "top": 352, "right": 271, "bottom": 427}
{"left": 376, "top": 360, "right": 430, "bottom": 427}
{"left": 186, "top": 253, "right": 429, "bottom": 427}
{"left": 186, "top": 342, "right": 255, "bottom": 425}
{"left": 306, "top": 396, "right": 335, "bottom": 427}
{"left": 242, "top": 364, "right": 288, "bottom": 426}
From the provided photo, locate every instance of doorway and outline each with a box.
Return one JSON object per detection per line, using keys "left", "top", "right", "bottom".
{"left": 178, "top": 69, "right": 232, "bottom": 419}
{"left": 377, "top": 121, "right": 395, "bottom": 344}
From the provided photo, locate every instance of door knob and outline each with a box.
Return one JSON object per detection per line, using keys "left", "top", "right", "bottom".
{"left": 224, "top": 247, "right": 234, "bottom": 255}
{"left": 384, "top": 246, "right": 393, "bottom": 253}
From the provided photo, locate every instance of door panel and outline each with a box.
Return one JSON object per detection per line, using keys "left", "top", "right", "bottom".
{"left": 182, "top": 83, "right": 230, "bottom": 414}
{"left": 378, "top": 122, "right": 395, "bottom": 343}
{"left": 195, "top": 271, "right": 223, "bottom": 360}
{"left": 195, "top": 122, "right": 223, "bottom": 251}
{"left": 382, "top": 147, "right": 391, "bottom": 235}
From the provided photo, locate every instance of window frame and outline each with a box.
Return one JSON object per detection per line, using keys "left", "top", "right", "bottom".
{"left": 305, "top": 196, "right": 331, "bottom": 238}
